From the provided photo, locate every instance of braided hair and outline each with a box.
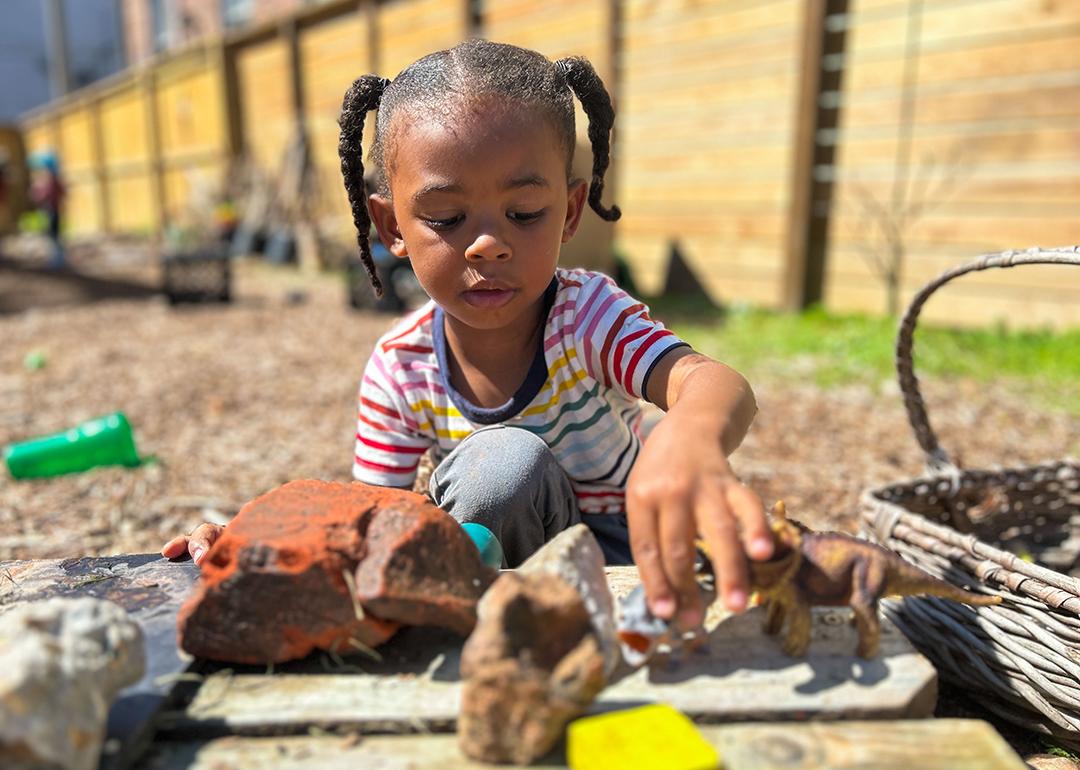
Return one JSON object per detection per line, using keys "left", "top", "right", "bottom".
{"left": 338, "top": 39, "right": 621, "bottom": 296}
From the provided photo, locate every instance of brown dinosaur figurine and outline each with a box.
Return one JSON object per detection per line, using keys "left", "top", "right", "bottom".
{"left": 750, "top": 502, "right": 1002, "bottom": 658}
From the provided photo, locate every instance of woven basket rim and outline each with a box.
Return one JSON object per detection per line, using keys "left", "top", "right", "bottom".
{"left": 861, "top": 459, "right": 1080, "bottom": 608}
{"left": 861, "top": 457, "right": 1079, "bottom": 500}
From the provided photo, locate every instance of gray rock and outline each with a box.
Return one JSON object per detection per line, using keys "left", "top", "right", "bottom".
{"left": 519, "top": 523, "right": 619, "bottom": 677}
{"left": 0, "top": 597, "right": 145, "bottom": 770}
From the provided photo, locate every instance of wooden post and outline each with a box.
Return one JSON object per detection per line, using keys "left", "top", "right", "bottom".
{"left": 89, "top": 98, "right": 112, "bottom": 233}
{"left": 284, "top": 18, "right": 306, "bottom": 132}
{"left": 142, "top": 67, "right": 167, "bottom": 235}
{"left": 219, "top": 41, "right": 244, "bottom": 160}
{"left": 366, "top": 0, "right": 380, "bottom": 75}
{"left": 782, "top": 0, "right": 848, "bottom": 310}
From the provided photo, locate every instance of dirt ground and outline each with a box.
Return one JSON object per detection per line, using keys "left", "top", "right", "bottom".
{"left": 2, "top": 238, "right": 1075, "bottom": 562}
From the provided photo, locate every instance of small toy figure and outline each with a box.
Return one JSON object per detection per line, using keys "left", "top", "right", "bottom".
{"left": 751, "top": 502, "right": 1002, "bottom": 658}
{"left": 616, "top": 502, "right": 1002, "bottom": 664}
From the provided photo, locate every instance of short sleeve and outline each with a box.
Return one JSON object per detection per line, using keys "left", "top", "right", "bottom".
{"left": 570, "top": 273, "right": 690, "bottom": 399}
{"left": 353, "top": 354, "right": 433, "bottom": 488}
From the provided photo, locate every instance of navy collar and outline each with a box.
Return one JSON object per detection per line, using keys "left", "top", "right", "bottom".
{"left": 433, "top": 278, "right": 557, "bottom": 425}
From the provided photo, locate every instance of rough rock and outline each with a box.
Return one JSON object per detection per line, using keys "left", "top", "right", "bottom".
{"left": 458, "top": 572, "right": 607, "bottom": 765}
{"left": 1026, "top": 755, "right": 1080, "bottom": 770}
{"left": 177, "top": 480, "right": 495, "bottom": 664}
{"left": 519, "top": 523, "right": 619, "bottom": 677}
{"left": 0, "top": 597, "right": 145, "bottom": 770}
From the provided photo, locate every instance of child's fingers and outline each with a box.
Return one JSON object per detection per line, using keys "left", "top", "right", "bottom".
{"left": 695, "top": 486, "right": 748, "bottom": 613}
{"left": 161, "top": 536, "right": 190, "bottom": 560}
{"left": 628, "top": 498, "right": 676, "bottom": 622}
{"left": 660, "top": 498, "right": 703, "bottom": 629}
{"left": 725, "top": 483, "right": 772, "bottom": 561}
{"left": 188, "top": 523, "right": 223, "bottom": 566}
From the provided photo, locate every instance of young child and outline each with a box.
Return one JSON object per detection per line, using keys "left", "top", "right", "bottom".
{"left": 164, "top": 39, "right": 773, "bottom": 631}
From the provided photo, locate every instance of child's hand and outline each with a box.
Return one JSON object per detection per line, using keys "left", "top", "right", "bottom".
{"left": 627, "top": 412, "right": 773, "bottom": 629}
{"left": 161, "top": 523, "right": 224, "bottom": 566}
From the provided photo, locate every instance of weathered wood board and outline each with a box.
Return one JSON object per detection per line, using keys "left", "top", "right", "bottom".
{"left": 161, "top": 567, "right": 936, "bottom": 736}
{"left": 137, "top": 719, "right": 1027, "bottom": 770}
{"left": 0, "top": 554, "right": 199, "bottom": 770}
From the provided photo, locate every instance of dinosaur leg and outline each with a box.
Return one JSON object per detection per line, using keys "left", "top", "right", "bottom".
{"left": 851, "top": 561, "right": 886, "bottom": 658}
{"left": 851, "top": 600, "right": 881, "bottom": 658}
{"left": 781, "top": 602, "right": 812, "bottom": 657}
{"left": 763, "top": 598, "right": 785, "bottom": 636}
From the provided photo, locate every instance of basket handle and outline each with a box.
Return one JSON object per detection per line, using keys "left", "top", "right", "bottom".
{"left": 896, "top": 246, "right": 1080, "bottom": 473}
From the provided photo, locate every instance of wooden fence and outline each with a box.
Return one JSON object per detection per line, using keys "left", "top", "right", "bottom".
{"left": 18, "top": 0, "right": 1080, "bottom": 327}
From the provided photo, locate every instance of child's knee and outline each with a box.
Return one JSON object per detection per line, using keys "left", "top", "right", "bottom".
{"left": 432, "top": 425, "right": 557, "bottom": 502}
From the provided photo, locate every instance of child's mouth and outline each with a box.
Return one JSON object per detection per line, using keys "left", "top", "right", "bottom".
{"left": 462, "top": 288, "right": 515, "bottom": 308}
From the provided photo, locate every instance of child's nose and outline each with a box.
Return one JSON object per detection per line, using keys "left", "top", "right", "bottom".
{"left": 464, "top": 233, "right": 511, "bottom": 262}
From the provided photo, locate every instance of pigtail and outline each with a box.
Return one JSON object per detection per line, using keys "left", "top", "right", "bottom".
{"left": 339, "top": 75, "right": 391, "bottom": 295}
{"left": 555, "top": 57, "right": 621, "bottom": 222}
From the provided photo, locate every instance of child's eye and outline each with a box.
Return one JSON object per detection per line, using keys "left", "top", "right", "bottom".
{"left": 423, "top": 214, "right": 463, "bottom": 230}
{"left": 509, "top": 209, "right": 545, "bottom": 224}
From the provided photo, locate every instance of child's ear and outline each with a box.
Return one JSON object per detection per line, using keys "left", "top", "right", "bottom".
{"left": 368, "top": 194, "right": 408, "bottom": 258}
{"left": 561, "top": 179, "right": 588, "bottom": 244}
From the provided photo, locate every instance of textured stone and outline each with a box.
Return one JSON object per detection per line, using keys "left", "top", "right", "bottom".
{"left": 458, "top": 572, "right": 607, "bottom": 765}
{"left": 177, "top": 480, "right": 495, "bottom": 664}
{"left": 519, "top": 523, "right": 619, "bottom": 677}
{"left": 1026, "top": 755, "right": 1080, "bottom": 770}
{"left": 0, "top": 597, "right": 145, "bottom": 770}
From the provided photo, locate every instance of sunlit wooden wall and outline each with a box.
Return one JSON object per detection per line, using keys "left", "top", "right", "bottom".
{"left": 617, "top": 0, "right": 802, "bottom": 304}
{"left": 299, "top": 11, "right": 372, "bottom": 245}
{"left": 18, "top": 0, "right": 1080, "bottom": 327}
{"left": 825, "top": 0, "right": 1080, "bottom": 326}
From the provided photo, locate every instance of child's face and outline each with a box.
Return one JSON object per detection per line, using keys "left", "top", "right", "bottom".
{"left": 369, "top": 96, "right": 587, "bottom": 333}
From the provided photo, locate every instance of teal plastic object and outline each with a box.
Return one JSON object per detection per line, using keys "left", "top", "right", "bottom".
{"left": 461, "top": 522, "right": 504, "bottom": 569}
{"left": 4, "top": 412, "right": 142, "bottom": 479}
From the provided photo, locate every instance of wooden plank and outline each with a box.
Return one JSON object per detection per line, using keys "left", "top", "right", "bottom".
{"left": 136, "top": 719, "right": 1027, "bottom": 770}
{"left": 161, "top": 567, "right": 936, "bottom": 736}
{"left": 0, "top": 554, "right": 200, "bottom": 770}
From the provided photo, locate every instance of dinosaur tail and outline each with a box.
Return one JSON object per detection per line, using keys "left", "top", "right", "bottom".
{"left": 884, "top": 560, "right": 1002, "bottom": 606}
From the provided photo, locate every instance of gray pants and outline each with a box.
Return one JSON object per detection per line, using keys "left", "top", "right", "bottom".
{"left": 428, "top": 425, "right": 633, "bottom": 567}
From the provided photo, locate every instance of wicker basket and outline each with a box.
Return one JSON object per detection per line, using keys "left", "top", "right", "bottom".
{"left": 860, "top": 246, "right": 1080, "bottom": 746}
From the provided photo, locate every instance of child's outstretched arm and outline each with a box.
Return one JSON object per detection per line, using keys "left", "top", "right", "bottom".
{"left": 627, "top": 347, "right": 773, "bottom": 629}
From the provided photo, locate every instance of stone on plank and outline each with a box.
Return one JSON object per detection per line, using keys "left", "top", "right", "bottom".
{"left": 519, "top": 523, "right": 619, "bottom": 677}
{"left": 458, "top": 571, "right": 607, "bottom": 765}
{"left": 0, "top": 597, "right": 144, "bottom": 770}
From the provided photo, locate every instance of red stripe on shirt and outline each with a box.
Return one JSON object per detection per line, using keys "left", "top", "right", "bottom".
{"left": 380, "top": 308, "right": 434, "bottom": 351}
{"left": 356, "top": 434, "right": 428, "bottom": 454}
{"left": 598, "top": 302, "right": 645, "bottom": 387}
{"left": 358, "top": 412, "right": 391, "bottom": 433}
{"left": 611, "top": 326, "right": 650, "bottom": 386}
{"left": 622, "top": 329, "right": 674, "bottom": 394}
{"left": 355, "top": 456, "right": 419, "bottom": 475}
{"left": 360, "top": 396, "right": 400, "bottom": 420}
{"left": 380, "top": 343, "right": 434, "bottom": 354}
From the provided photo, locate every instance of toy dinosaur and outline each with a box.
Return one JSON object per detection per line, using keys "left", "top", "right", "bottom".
{"left": 615, "top": 502, "right": 1003, "bottom": 665}
{"left": 752, "top": 501, "right": 1002, "bottom": 658}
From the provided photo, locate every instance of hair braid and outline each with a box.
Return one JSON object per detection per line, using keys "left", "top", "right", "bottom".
{"left": 339, "top": 75, "right": 391, "bottom": 296}
{"left": 555, "top": 57, "right": 621, "bottom": 222}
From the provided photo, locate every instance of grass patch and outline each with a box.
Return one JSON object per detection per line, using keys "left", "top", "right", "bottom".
{"left": 650, "top": 295, "right": 1080, "bottom": 415}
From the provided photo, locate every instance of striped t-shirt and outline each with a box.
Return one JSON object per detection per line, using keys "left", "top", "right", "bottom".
{"left": 353, "top": 268, "right": 689, "bottom": 514}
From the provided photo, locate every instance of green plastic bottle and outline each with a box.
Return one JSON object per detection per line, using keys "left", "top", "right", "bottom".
{"left": 461, "top": 522, "right": 504, "bottom": 569}
{"left": 4, "top": 412, "right": 142, "bottom": 479}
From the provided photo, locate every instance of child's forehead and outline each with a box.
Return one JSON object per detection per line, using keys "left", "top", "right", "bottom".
{"left": 384, "top": 92, "right": 568, "bottom": 165}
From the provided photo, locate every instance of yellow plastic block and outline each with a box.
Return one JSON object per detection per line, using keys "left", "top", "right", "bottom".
{"left": 567, "top": 704, "right": 720, "bottom": 770}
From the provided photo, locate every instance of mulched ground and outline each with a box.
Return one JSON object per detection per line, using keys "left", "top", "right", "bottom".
{"left": 1, "top": 238, "right": 1075, "bottom": 561}
{"left": 2, "top": 238, "right": 1078, "bottom": 761}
